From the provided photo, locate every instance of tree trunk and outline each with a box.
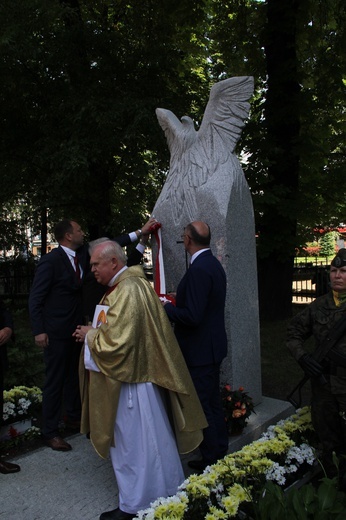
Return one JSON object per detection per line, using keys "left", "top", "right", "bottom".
{"left": 258, "top": 0, "right": 301, "bottom": 320}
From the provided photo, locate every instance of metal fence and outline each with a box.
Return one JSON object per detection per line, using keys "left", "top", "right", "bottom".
{"left": 0, "top": 260, "right": 36, "bottom": 297}
{"left": 0, "top": 257, "right": 330, "bottom": 304}
{"left": 0, "top": 258, "right": 151, "bottom": 298}
{"left": 292, "top": 258, "right": 330, "bottom": 304}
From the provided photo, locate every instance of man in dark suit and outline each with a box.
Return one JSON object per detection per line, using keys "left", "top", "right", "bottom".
{"left": 28, "top": 218, "right": 155, "bottom": 451}
{"left": 163, "top": 221, "right": 229, "bottom": 471}
{"left": 0, "top": 298, "right": 21, "bottom": 473}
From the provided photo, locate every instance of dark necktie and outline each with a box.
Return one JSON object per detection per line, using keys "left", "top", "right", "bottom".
{"left": 73, "top": 256, "right": 81, "bottom": 281}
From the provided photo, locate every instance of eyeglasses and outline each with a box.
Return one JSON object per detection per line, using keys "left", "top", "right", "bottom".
{"left": 181, "top": 233, "right": 191, "bottom": 240}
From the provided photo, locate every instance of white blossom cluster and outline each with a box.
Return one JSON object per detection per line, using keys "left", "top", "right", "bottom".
{"left": 3, "top": 401, "right": 16, "bottom": 421}
{"left": 265, "top": 443, "right": 315, "bottom": 485}
{"left": 133, "top": 406, "right": 315, "bottom": 519}
{"left": 3, "top": 397, "right": 31, "bottom": 421}
{"left": 136, "top": 491, "right": 188, "bottom": 520}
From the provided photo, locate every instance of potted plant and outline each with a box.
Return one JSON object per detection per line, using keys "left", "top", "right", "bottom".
{"left": 221, "top": 384, "right": 255, "bottom": 435}
{"left": 1, "top": 385, "right": 42, "bottom": 440}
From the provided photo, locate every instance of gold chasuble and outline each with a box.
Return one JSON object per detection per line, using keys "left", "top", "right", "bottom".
{"left": 79, "top": 265, "right": 207, "bottom": 459}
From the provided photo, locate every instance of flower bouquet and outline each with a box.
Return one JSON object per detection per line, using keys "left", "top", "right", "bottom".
{"left": 1, "top": 386, "right": 42, "bottom": 441}
{"left": 221, "top": 384, "right": 255, "bottom": 435}
{"left": 2, "top": 385, "right": 42, "bottom": 423}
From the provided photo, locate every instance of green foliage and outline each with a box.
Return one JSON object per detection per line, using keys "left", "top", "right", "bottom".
{"left": 0, "top": 0, "right": 345, "bottom": 317}
{"left": 5, "top": 333, "right": 44, "bottom": 390}
{"left": 251, "top": 478, "right": 346, "bottom": 520}
{"left": 0, "top": 424, "right": 42, "bottom": 452}
{"left": 4, "top": 304, "right": 44, "bottom": 390}
{"left": 0, "top": 0, "right": 212, "bottom": 238}
{"left": 319, "top": 232, "right": 338, "bottom": 257}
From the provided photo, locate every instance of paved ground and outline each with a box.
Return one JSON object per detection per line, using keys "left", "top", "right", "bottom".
{"left": 1, "top": 433, "right": 118, "bottom": 520}
{"left": 0, "top": 431, "right": 199, "bottom": 520}
{"left": 0, "top": 397, "right": 294, "bottom": 520}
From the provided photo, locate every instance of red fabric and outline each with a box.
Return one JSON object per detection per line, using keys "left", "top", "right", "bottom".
{"left": 73, "top": 256, "right": 81, "bottom": 281}
{"left": 153, "top": 227, "right": 162, "bottom": 295}
{"left": 159, "top": 294, "right": 176, "bottom": 306}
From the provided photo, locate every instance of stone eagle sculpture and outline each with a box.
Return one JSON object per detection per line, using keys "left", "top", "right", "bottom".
{"left": 153, "top": 76, "right": 254, "bottom": 224}
{"left": 151, "top": 76, "right": 262, "bottom": 404}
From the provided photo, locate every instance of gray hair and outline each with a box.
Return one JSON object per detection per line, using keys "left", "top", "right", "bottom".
{"left": 90, "top": 240, "right": 128, "bottom": 265}
{"left": 88, "top": 237, "right": 109, "bottom": 255}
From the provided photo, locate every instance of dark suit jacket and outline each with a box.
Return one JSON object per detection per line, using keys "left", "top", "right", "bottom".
{"left": 164, "top": 249, "right": 227, "bottom": 367}
{"left": 29, "top": 245, "right": 85, "bottom": 339}
{"left": 29, "top": 234, "right": 138, "bottom": 338}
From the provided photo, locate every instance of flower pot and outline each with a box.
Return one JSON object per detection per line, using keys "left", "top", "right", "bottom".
{"left": 0, "top": 418, "right": 32, "bottom": 441}
{"left": 229, "top": 425, "right": 244, "bottom": 436}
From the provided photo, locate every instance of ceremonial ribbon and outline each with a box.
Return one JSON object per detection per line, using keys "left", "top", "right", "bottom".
{"left": 153, "top": 226, "right": 166, "bottom": 296}
{"left": 152, "top": 224, "right": 176, "bottom": 305}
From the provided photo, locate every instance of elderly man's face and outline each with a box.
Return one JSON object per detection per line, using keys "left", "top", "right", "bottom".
{"left": 90, "top": 250, "right": 117, "bottom": 285}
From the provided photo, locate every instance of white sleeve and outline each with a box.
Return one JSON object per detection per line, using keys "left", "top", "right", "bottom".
{"left": 84, "top": 337, "right": 100, "bottom": 372}
{"left": 129, "top": 231, "right": 138, "bottom": 243}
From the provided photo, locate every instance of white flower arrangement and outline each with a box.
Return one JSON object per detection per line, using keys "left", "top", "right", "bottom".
{"left": 136, "top": 407, "right": 316, "bottom": 519}
{"left": 2, "top": 386, "right": 42, "bottom": 423}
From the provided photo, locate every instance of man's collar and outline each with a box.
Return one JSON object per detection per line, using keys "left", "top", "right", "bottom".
{"left": 60, "top": 245, "right": 75, "bottom": 257}
{"left": 108, "top": 265, "right": 128, "bottom": 287}
{"left": 190, "top": 248, "right": 210, "bottom": 264}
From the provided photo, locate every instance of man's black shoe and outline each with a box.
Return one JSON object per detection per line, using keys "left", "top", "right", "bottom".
{"left": 0, "top": 460, "right": 21, "bottom": 474}
{"left": 100, "top": 507, "right": 136, "bottom": 520}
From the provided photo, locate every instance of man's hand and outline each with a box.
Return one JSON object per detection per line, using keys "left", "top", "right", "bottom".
{"left": 141, "top": 217, "right": 160, "bottom": 235}
{"left": 298, "top": 353, "right": 323, "bottom": 378}
{"left": 73, "top": 325, "right": 93, "bottom": 343}
{"left": 35, "top": 333, "right": 49, "bottom": 349}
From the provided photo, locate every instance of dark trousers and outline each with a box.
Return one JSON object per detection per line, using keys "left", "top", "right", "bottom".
{"left": 311, "top": 377, "right": 346, "bottom": 478}
{"left": 42, "top": 337, "right": 82, "bottom": 439}
{"left": 189, "top": 363, "right": 229, "bottom": 463}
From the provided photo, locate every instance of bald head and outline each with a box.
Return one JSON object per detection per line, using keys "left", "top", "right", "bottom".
{"left": 186, "top": 221, "right": 211, "bottom": 246}
{"left": 183, "top": 221, "right": 211, "bottom": 254}
{"left": 190, "top": 221, "right": 210, "bottom": 242}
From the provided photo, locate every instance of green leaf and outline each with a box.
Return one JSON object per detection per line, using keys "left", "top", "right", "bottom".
{"left": 317, "top": 480, "right": 338, "bottom": 510}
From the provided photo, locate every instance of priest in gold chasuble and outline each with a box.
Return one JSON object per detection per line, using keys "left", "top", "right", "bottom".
{"left": 74, "top": 240, "right": 207, "bottom": 520}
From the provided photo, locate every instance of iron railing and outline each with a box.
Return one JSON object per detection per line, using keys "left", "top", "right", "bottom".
{"left": 0, "top": 257, "right": 330, "bottom": 304}
{"left": 292, "top": 258, "right": 330, "bottom": 304}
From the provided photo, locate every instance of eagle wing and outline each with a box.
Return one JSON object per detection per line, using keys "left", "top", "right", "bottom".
{"left": 188, "top": 76, "right": 254, "bottom": 188}
{"left": 154, "top": 77, "right": 254, "bottom": 221}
